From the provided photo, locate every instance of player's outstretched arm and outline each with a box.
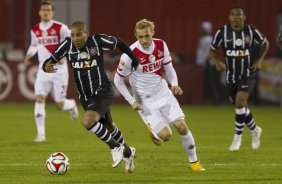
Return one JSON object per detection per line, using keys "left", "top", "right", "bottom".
{"left": 116, "top": 38, "right": 139, "bottom": 70}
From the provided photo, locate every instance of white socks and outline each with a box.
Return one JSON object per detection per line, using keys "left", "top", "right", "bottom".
{"left": 180, "top": 131, "right": 198, "bottom": 163}
{"left": 62, "top": 99, "right": 76, "bottom": 110}
{"left": 34, "top": 102, "right": 46, "bottom": 136}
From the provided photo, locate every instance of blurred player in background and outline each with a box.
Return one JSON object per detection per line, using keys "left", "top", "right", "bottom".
{"left": 43, "top": 21, "right": 138, "bottom": 172}
{"left": 209, "top": 7, "right": 269, "bottom": 151}
{"left": 114, "top": 19, "right": 205, "bottom": 171}
{"left": 24, "top": 1, "right": 78, "bottom": 142}
{"left": 195, "top": 21, "right": 223, "bottom": 105}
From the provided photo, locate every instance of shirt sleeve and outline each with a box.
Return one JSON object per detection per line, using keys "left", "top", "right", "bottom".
{"left": 114, "top": 73, "right": 136, "bottom": 105}
{"left": 116, "top": 53, "right": 133, "bottom": 77}
{"left": 163, "top": 62, "right": 178, "bottom": 86}
{"left": 99, "top": 34, "right": 117, "bottom": 50}
{"left": 210, "top": 29, "right": 223, "bottom": 50}
{"left": 252, "top": 27, "right": 266, "bottom": 46}
{"left": 49, "top": 37, "right": 70, "bottom": 63}
{"left": 60, "top": 24, "right": 70, "bottom": 42}
{"left": 162, "top": 41, "right": 172, "bottom": 65}
{"left": 26, "top": 31, "right": 38, "bottom": 56}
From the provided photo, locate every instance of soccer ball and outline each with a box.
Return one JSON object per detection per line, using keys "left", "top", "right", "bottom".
{"left": 46, "top": 152, "right": 70, "bottom": 175}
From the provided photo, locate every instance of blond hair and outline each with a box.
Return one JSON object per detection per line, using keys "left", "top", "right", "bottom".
{"left": 134, "top": 19, "right": 155, "bottom": 35}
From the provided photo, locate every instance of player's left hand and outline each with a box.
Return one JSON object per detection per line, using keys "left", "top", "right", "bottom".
{"left": 250, "top": 59, "right": 263, "bottom": 72}
{"left": 44, "top": 60, "right": 58, "bottom": 73}
{"left": 171, "top": 86, "right": 183, "bottom": 95}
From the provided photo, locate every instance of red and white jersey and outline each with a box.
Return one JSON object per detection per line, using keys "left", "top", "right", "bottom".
{"left": 117, "top": 39, "right": 172, "bottom": 100}
{"left": 26, "top": 20, "right": 69, "bottom": 71}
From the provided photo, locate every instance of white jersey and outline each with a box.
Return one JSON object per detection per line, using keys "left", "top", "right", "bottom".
{"left": 26, "top": 20, "right": 70, "bottom": 73}
{"left": 115, "top": 38, "right": 184, "bottom": 133}
{"left": 117, "top": 39, "right": 173, "bottom": 105}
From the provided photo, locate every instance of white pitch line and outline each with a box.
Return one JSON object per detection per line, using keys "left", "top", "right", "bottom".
{"left": 0, "top": 163, "right": 282, "bottom": 166}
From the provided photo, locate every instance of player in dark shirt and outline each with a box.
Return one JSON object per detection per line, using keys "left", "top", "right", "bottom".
{"left": 43, "top": 21, "right": 138, "bottom": 172}
{"left": 209, "top": 7, "right": 269, "bottom": 151}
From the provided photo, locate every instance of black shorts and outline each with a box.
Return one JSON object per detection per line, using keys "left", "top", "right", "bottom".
{"left": 227, "top": 75, "right": 256, "bottom": 102}
{"left": 80, "top": 86, "right": 114, "bottom": 120}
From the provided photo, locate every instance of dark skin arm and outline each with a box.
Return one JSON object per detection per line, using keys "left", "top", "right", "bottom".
{"left": 208, "top": 49, "right": 226, "bottom": 71}
{"left": 251, "top": 39, "right": 269, "bottom": 72}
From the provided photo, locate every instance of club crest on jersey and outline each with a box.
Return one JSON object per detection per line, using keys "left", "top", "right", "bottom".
{"left": 149, "top": 55, "right": 155, "bottom": 63}
{"left": 157, "top": 50, "right": 164, "bottom": 57}
{"left": 80, "top": 52, "right": 88, "bottom": 59}
{"left": 50, "top": 28, "right": 56, "bottom": 35}
{"left": 42, "top": 30, "right": 48, "bottom": 38}
{"left": 89, "top": 47, "right": 97, "bottom": 56}
{"left": 245, "top": 36, "right": 251, "bottom": 45}
{"left": 235, "top": 39, "right": 243, "bottom": 46}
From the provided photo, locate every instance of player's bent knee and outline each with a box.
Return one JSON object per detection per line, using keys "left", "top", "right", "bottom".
{"left": 82, "top": 112, "right": 100, "bottom": 130}
{"left": 158, "top": 130, "right": 172, "bottom": 141}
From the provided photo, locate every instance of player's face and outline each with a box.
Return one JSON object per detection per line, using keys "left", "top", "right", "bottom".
{"left": 135, "top": 27, "right": 154, "bottom": 48}
{"left": 39, "top": 5, "right": 54, "bottom": 22}
{"left": 70, "top": 27, "right": 89, "bottom": 49}
{"left": 229, "top": 8, "right": 246, "bottom": 31}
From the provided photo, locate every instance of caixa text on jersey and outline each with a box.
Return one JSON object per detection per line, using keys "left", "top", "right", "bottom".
{"left": 71, "top": 60, "right": 97, "bottom": 68}
{"left": 226, "top": 50, "right": 250, "bottom": 57}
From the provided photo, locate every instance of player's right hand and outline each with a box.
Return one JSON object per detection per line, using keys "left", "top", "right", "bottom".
{"left": 24, "top": 58, "right": 31, "bottom": 66}
{"left": 215, "top": 62, "right": 226, "bottom": 71}
{"left": 131, "top": 101, "right": 142, "bottom": 111}
{"left": 44, "top": 60, "right": 58, "bottom": 73}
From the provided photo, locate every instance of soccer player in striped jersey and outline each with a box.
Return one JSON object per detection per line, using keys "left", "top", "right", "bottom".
{"left": 114, "top": 19, "right": 205, "bottom": 171}
{"left": 209, "top": 7, "right": 269, "bottom": 151}
{"left": 42, "top": 21, "right": 138, "bottom": 172}
{"left": 24, "top": 1, "right": 78, "bottom": 142}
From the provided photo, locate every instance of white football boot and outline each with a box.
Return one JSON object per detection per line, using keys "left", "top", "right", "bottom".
{"left": 111, "top": 145, "right": 125, "bottom": 168}
{"left": 34, "top": 134, "right": 46, "bottom": 142}
{"left": 229, "top": 134, "right": 242, "bottom": 151}
{"left": 69, "top": 101, "right": 79, "bottom": 121}
{"left": 124, "top": 147, "right": 136, "bottom": 173}
{"left": 251, "top": 126, "right": 262, "bottom": 150}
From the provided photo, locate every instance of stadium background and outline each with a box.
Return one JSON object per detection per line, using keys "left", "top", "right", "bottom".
{"left": 0, "top": 0, "right": 281, "bottom": 105}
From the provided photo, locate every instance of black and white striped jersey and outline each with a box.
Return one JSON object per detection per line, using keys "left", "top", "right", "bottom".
{"left": 49, "top": 34, "right": 117, "bottom": 101}
{"left": 210, "top": 25, "right": 266, "bottom": 83}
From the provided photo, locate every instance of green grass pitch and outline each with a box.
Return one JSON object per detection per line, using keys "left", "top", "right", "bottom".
{"left": 0, "top": 103, "right": 281, "bottom": 184}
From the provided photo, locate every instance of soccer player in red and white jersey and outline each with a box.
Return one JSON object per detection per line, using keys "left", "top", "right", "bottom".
{"left": 114, "top": 19, "right": 205, "bottom": 171}
{"left": 24, "top": 1, "right": 78, "bottom": 142}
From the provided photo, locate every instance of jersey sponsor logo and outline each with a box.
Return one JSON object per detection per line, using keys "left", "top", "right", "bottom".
{"left": 142, "top": 59, "right": 162, "bottom": 73}
{"left": 72, "top": 59, "right": 97, "bottom": 68}
{"left": 226, "top": 50, "right": 250, "bottom": 57}
{"left": 37, "top": 36, "right": 59, "bottom": 45}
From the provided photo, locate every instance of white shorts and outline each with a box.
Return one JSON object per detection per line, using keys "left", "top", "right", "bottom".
{"left": 138, "top": 88, "right": 184, "bottom": 134}
{"left": 34, "top": 68, "right": 69, "bottom": 102}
